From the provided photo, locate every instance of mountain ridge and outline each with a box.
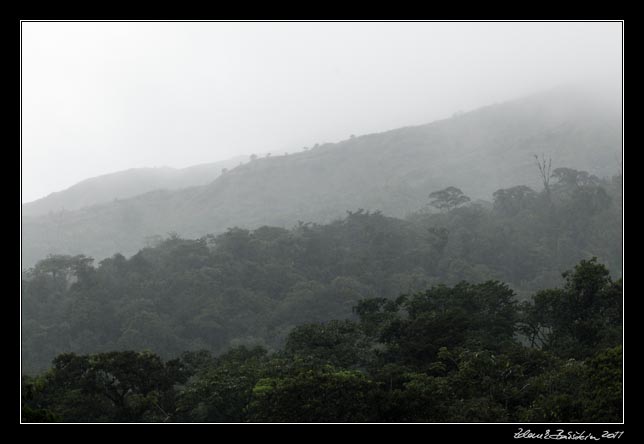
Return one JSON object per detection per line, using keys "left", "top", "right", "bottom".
{"left": 22, "top": 156, "right": 248, "bottom": 217}
{"left": 21, "top": 89, "right": 622, "bottom": 268}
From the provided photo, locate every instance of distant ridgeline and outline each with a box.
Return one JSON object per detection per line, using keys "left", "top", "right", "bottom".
{"left": 22, "top": 156, "right": 248, "bottom": 218}
{"left": 22, "top": 168, "right": 622, "bottom": 375}
{"left": 21, "top": 89, "right": 621, "bottom": 268}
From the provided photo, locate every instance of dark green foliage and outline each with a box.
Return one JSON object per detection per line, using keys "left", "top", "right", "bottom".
{"left": 517, "top": 346, "right": 622, "bottom": 422}
{"left": 520, "top": 258, "right": 622, "bottom": 359}
{"left": 283, "top": 320, "right": 372, "bottom": 369}
{"left": 580, "top": 345, "right": 623, "bottom": 421}
{"left": 21, "top": 350, "right": 190, "bottom": 422}
{"left": 247, "top": 368, "right": 380, "bottom": 422}
{"left": 175, "top": 346, "right": 269, "bottom": 422}
{"left": 23, "top": 258, "right": 621, "bottom": 422}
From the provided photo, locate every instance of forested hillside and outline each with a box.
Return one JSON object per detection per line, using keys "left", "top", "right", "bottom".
{"left": 20, "top": 21, "right": 623, "bottom": 425}
{"left": 21, "top": 169, "right": 621, "bottom": 375}
{"left": 21, "top": 89, "right": 621, "bottom": 268}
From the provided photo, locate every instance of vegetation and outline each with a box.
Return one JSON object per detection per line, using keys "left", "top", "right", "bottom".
{"left": 22, "top": 169, "right": 621, "bottom": 375}
{"left": 22, "top": 258, "right": 622, "bottom": 422}
{"left": 428, "top": 186, "right": 471, "bottom": 212}
{"left": 20, "top": 87, "right": 623, "bottom": 423}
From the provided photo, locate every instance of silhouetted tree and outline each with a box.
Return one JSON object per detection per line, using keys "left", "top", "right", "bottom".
{"left": 428, "top": 187, "right": 470, "bottom": 212}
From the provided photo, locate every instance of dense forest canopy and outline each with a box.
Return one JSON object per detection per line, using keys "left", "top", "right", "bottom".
{"left": 22, "top": 257, "right": 622, "bottom": 422}
{"left": 22, "top": 169, "right": 621, "bottom": 377}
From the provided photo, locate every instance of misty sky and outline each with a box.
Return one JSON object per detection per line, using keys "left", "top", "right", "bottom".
{"left": 21, "top": 21, "right": 622, "bottom": 203}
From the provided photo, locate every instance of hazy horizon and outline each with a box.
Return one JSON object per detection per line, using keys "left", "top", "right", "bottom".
{"left": 21, "top": 153, "right": 251, "bottom": 204}
{"left": 21, "top": 21, "right": 622, "bottom": 203}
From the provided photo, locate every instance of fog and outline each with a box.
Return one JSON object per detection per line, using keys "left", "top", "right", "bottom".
{"left": 21, "top": 21, "right": 622, "bottom": 203}
{"left": 21, "top": 22, "right": 625, "bottom": 424}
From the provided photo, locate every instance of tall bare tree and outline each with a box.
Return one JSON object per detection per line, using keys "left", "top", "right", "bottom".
{"left": 534, "top": 154, "right": 552, "bottom": 199}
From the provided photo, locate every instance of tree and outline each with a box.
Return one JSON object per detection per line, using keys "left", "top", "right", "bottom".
{"left": 521, "top": 258, "right": 622, "bottom": 359}
{"left": 377, "top": 281, "right": 519, "bottom": 369}
{"left": 22, "top": 191, "right": 622, "bottom": 388}
{"left": 176, "top": 346, "right": 268, "bottom": 422}
{"left": 552, "top": 168, "right": 601, "bottom": 189}
{"left": 23, "top": 256, "right": 622, "bottom": 423}
{"left": 428, "top": 187, "right": 470, "bottom": 212}
{"left": 518, "top": 346, "right": 622, "bottom": 422}
{"left": 30, "top": 351, "right": 188, "bottom": 422}
{"left": 33, "top": 254, "right": 93, "bottom": 283}
{"left": 284, "top": 320, "right": 372, "bottom": 369}
{"left": 493, "top": 186, "right": 538, "bottom": 216}
{"left": 247, "top": 368, "right": 379, "bottom": 422}
{"left": 534, "top": 154, "right": 552, "bottom": 198}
